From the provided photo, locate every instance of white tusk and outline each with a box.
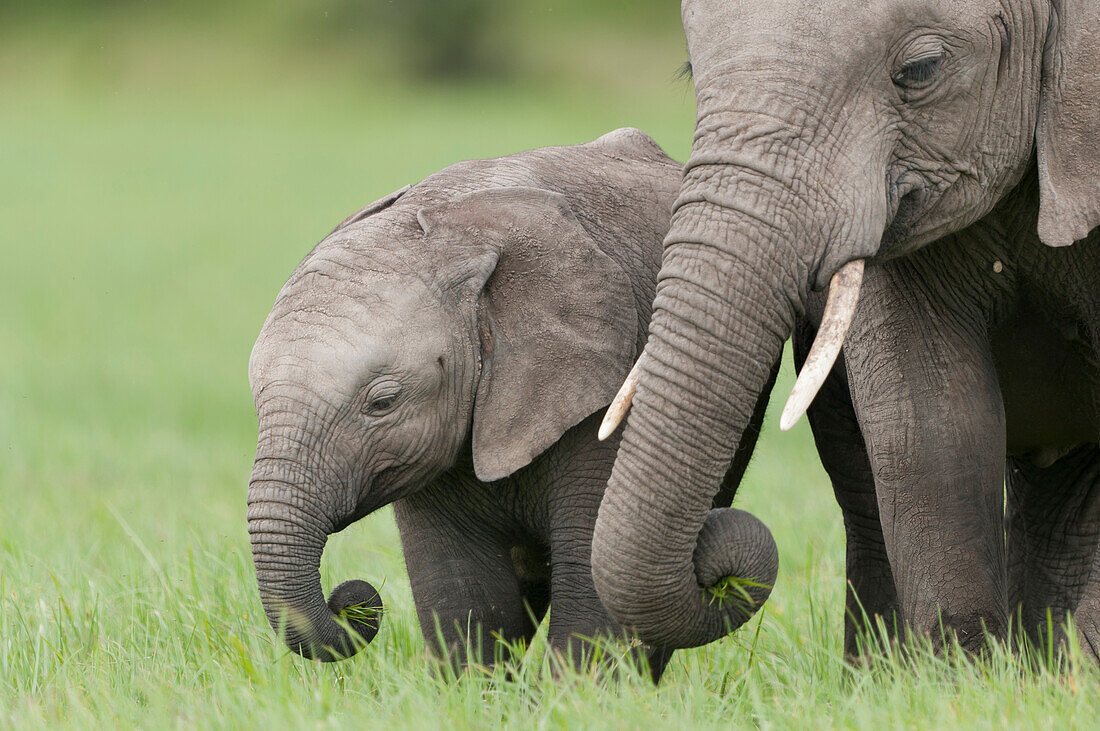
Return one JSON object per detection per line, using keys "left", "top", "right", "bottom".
{"left": 779, "top": 259, "right": 865, "bottom": 432}
{"left": 598, "top": 356, "right": 646, "bottom": 441}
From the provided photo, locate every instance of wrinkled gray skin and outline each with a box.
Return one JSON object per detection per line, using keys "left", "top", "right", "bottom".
{"left": 592, "top": 0, "right": 1100, "bottom": 656}
{"left": 247, "top": 128, "right": 778, "bottom": 676}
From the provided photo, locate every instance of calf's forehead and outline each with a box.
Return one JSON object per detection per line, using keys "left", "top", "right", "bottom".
{"left": 248, "top": 273, "right": 455, "bottom": 394}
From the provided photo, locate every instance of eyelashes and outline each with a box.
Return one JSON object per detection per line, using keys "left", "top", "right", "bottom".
{"left": 365, "top": 392, "right": 398, "bottom": 414}
{"left": 892, "top": 54, "right": 944, "bottom": 89}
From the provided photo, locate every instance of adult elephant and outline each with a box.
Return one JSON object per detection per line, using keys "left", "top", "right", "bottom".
{"left": 592, "top": 0, "right": 1100, "bottom": 655}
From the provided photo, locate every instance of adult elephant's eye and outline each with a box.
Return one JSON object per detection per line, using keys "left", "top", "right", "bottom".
{"left": 892, "top": 54, "right": 943, "bottom": 89}
{"left": 362, "top": 381, "right": 401, "bottom": 416}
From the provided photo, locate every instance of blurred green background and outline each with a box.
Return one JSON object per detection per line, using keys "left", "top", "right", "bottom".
{"left": 0, "top": 3, "right": 933, "bottom": 726}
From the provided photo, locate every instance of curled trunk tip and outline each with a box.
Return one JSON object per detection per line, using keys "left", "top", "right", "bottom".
{"left": 593, "top": 505, "right": 778, "bottom": 649}
{"left": 261, "top": 578, "right": 384, "bottom": 662}
{"left": 249, "top": 490, "right": 384, "bottom": 662}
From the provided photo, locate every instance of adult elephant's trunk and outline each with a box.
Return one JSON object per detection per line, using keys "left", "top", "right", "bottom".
{"left": 592, "top": 105, "right": 875, "bottom": 647}
{"left": 248, "top": 453, "right": 382, "bottom": 661}
{"left": 591, "top": 193, "right": 790, "bottom": 648}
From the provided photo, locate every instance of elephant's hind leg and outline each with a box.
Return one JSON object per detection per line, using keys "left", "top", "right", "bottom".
{"left": 511, "top": 541, "right": 552, "bottom": 638}
{"left": 1007, "top": 445, "right": 1100, "bottom": 660}
{"left": 545, "top": 529, "right": 673, "bottom": 683}
{"left": 541, "top": 418, "right": 674, "bottom": 683}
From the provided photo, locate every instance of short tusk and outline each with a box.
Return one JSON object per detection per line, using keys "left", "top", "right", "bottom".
{"left": 779, "top": 259, "right": 865, "bottom": 432}
{"left": 598, "top": 356, "right": 646, "bottom": 441}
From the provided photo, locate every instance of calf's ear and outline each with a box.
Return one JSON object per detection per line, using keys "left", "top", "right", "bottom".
{"left": 417, "top": 187, "right": 639, "bottom": 482}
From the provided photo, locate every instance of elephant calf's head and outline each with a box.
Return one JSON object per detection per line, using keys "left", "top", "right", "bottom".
{"left": 247, "top": 137, "right": 672, "bottom": 660}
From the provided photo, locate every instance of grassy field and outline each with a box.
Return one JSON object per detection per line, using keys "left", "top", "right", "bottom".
{"left": 2, "top": 23, "right": 1098, "bottom": 729}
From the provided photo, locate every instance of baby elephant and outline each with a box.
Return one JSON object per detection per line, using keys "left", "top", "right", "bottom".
{"left": 247, "top": 129, "right": 776, "bottom": 678}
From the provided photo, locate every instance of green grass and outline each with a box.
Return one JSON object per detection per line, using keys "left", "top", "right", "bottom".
{"left": 2, "top": 25, "right": 1098, "bottom": 729}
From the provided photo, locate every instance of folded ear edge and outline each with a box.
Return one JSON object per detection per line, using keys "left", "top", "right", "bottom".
{"left": 331, "top": 184, "right": 412, "bottom": 235}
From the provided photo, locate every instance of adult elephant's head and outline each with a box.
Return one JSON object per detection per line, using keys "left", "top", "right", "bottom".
{"left": 249, "top": 182, "right": 643, "bottom": 661}
{"left": 593, "top": 0, "right": 1100, "bottom": 649}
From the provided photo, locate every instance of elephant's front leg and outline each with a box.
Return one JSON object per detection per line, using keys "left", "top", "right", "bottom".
{"left": 394, "top": 494, "right": 543, "bottom": 670}
{"left": 794, "top": 316, "right": 898, "bottom": 660}
{"left": 844, "top": 261, "right": 1008, "bottom": 653}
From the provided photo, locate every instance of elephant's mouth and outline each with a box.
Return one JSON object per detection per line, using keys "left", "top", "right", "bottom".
{"left": 331, "top": 464, "right": 415, "bottom": 533}
{"left": 880, "top": 177, "right": 935, "bottom": 257}
{"left": 883, "top": 172, "right": 922, "bottom": 229}
{"left": 331, "top": 475, "right": 383, "bottom": 534}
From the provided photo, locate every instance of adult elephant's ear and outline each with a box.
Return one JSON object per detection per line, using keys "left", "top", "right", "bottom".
{"left": 1035, "top": 0, "right": 1100, "bottom": 247}
{"left": 417, "top": 187, "right": 638, "bottom": 482}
